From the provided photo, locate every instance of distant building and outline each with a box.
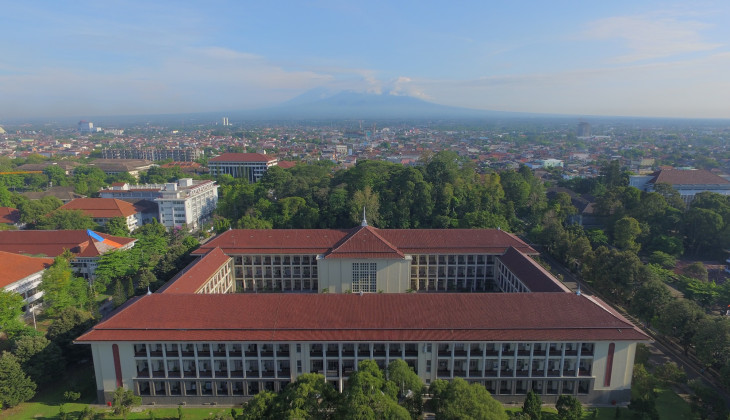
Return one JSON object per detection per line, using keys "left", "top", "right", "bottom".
{"left": 88, "top": 159, "right": 156, "bottom": 178}
{"left": 630, "top": 168, "right": 730, "bottom": 206}
{"left": 78, "top": 120, "right": 94, "bottom": 134}
{"left": 208, "top": 153, "right": 278, "bottom": 182}
{"left": 57, "top": 198, "right": 142, "bottom": 232}
{"left": 0, "top": 230, "right": 135, "bottom": 279}
{"left": 22, "top": 186, "right": 86, "bottom": 203}
{"left": 0, "top": 251, "right": 53, "bottom": 313}
{"left": 102, "top": 148, "right": 203, "bottom": 162}
{"left": 577, "top": 122, "right": 591, "bottom": 138}
{"left": 99, "top": 179, "right": 218, "bottom": 231}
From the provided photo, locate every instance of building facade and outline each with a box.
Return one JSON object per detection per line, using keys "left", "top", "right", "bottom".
{"left": 102, "top": 148, "right": 203, "bottom": 162}
{"left": 58, "top": 198, "right": 141, "bottom": 232}
{"left": 77, "top": 293, "right": 648, "bottom": 406}
{"left": 193, "top": 226, "right": 567, "bottom": 294}
{"left": 207, "top": 153, "right": 278, "bottom": 183}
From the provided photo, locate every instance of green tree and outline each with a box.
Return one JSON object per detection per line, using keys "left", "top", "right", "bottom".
{"left": 0, "top": 351, "right": 36, "bottom": 409}
{"left": 11, "top": 335, "right": 64, "bottom": 386}
{"left": 269, "top": 373, "right": 339, "bottom": 420}
{"left": 104, "top": 216, "right": 130, "bottom": 236}
{"left": 112, "top": 386, "right": 141, "bottom": 419}
{"left": 0, "top": 290, "right": 26, "bottom": 339}
{"left": 351, "top": 186, "right": 380, "bottom": 226}
{"left": 18, "top": 196, "right": 62, "bottom": 225}
{"left": 336, "top": 360, "right": 410, "bottom": 420}
{"left": 629, "top": 278, "right": 672, "bottom": 326}
{"left": 683, "top": 262, "right": 708, "bottom": 282}
{"left": 37, "top": 209, "right": 96, "bottom": 230}
{"left": 46, "top": 307, "right": 95, "bottom": 363}
{"left": 612, "top": 216, "right": 641, "bottom": 253}
{"left": 239, "top": 391, "right": 276, "bottom": 420}
{"left": 653, "top": 362, "right": 686, "bottom": 387}
{"left": 429, "top": 377, "right": 507, "bottom": 420}
{"left": 555, "top": 394, "right": 582, "bottom": 420}
{"left": 40, "top": 256, "right": 90, "bottom": 316}
{"left": 692, "top": 317, "right": 730, "bottom": 369}
{"left": 683, "top": 207, "right": 724, "bottom": 256}
{"left": 654, "top": 299, "right": 705, "bottom": 355}
{"left": 522, "top": 390, "right": 542, "bottom": 420}
{"left": 647, "top": 251, "right": 676, "bottom": 269}
{"left": 387, "top": 359, "right": 425, "bottom": 419}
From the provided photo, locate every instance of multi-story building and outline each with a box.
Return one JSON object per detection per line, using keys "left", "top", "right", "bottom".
{"left": 0, "top": 230, "right": 135, "bottom": 279}
{"left": 102, "top": 148, "right": 203, "bottom": 162}
{"left": 75, "top": 225, "right": 647, "bottom": 407}
{"left": 207, "top": 153, "right": 278, "bottom": 182}
{"left": 100, "top": 179, "right": 218, "bottom": 231}
{"left": 630, "top": 168, "right": 730, "bottom": 206}
{"left": 77, "top": 293, "right": 648, "bottom": 405}
{"left": 193, "top": 224, "right": 568, "bottom": 294}
{"left": 1, "top": 251, "right": 54, "bottom": 313}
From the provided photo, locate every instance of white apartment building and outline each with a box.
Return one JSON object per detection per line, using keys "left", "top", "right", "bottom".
{"left": 100, "top": 179, "right": 218, "bottom": 231}
{"left": 207, "top": 153, "right": 278, "bottom": 183}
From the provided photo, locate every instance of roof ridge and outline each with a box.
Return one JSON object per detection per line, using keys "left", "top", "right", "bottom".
{"left": 326, "top": 225, "right": 404, "bottom": 258}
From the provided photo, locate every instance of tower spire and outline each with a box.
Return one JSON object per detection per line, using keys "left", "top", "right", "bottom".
{"left": 361, "top": 207, "right": 368, "bottom": 227}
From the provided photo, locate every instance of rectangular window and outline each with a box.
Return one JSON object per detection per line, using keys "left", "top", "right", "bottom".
{"left": 352, "top": 262, "right": 377, "bottom": 293}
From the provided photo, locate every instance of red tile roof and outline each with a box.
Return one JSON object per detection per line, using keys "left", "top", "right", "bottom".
{"left": 651, "top": 169, "right": 730, "bottom": 186}
{"left": 0, "top": 207, "right": 20, "bottom": 224}
{"left": 158, "top": 248, "right": 231, "bottom": 294}
{"left": 76, "top": 293, "right": 649, "bottom": 343}
{"left": 0, "top": 251, "right": 54, "bottom": 288}
{"left": 209, "top": 153, "right": 277, "bottom": 163}
{"left": 0, "top": 230, "right": 135, "bottom": 258}
{"left": 59, "top": 198, "right": 138, "bottom": 218}
{"left": 498, "top": 247, "right": 571, "bottom": 293}
{"left": 277, "top": 161, "right": 297, "bottom": 169}
{"left": 324, "top": 226, "right": 405, "bottom": 259}
{"left": 194, "top": 228, "right": 536, "bottom": 257}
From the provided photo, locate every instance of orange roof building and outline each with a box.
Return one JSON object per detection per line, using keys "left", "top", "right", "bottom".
{"left": 58, "top": 198, "right": 141, "bottom": 231}
{"left": 0, "top": 230, "right": 135, "bottom": 279}
{"left": 0, "top": 251, "right": 54, "bottom": 312}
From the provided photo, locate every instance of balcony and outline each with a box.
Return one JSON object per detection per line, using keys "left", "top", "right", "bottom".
{"left": 547, "top": 369, "right": 561, "bottom": 377}
{"left": 437, "top": 370, "right": 451, "bottom": 378}
{"left": 500, "top": 369, "right": 514, "bottom": 377}
{"left": 230, "top": 370, "right": 244, "bottom": 378}
{"left": 485, "top": 368, "right": 499, "bottom": 377}
{"left": 563, "top": 369, "right": 577, "bottom": 377}
{"left": 152, "top": 370, "right": 165, "bottom": 378}
{"left": 246, "top": 370, "right": 260, "bottom": 378}
{"left": 277, "top": 369, "right": 291, "bottom": 377}
{"left": 516, "top": 369, "right": 530, "bottom": 377}
{"left": 579, "top": 368, "right": 592, "bottom": 377}
{"left": 136, "top": 369, "right": 149, "bottom": 378}
{"left": 261, "top": 370, "right": 276, "bottom": 378}
{"left": 580, "top": 344, "right": 594, "bottom": 356}
{"left": 453, "top": 369, "right": 467, "bottom": 377}
{"left": 198, "top": 370, "right": 212, "bottom": 378}
{"left": 468, "top": 370, "right": 483, "bottom": 378}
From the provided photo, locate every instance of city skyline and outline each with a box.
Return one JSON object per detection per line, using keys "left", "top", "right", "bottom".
{"left": 1, "top": 1, "right": 730, "bottom": 120}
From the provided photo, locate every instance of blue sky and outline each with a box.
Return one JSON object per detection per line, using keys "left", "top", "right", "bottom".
{"left": 1, "top": 1, "right": 729, "bottom": 119}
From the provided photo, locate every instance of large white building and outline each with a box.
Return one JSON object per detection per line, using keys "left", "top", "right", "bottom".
{"left": 77, "top": 226, "right": 648, "bottom": 407}
{"left": 100, "top": 179, "right": 218, "bottom": 231}
{"left": 207, "top": 153, "right": 278, "bottom": 183}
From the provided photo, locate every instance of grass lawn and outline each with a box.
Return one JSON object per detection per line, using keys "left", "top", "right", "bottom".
{"left": 655, "top": 387, "right": 693, "bottom": 420}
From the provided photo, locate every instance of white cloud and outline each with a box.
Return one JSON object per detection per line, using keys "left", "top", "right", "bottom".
{"left": 584, "top": 13, "right": 722, "bottom": 62}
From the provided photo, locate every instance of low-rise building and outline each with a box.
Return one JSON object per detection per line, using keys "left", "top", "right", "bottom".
{"left": 0, "top": 251, "right": 54, "bottom": 313}
{"left": 0, "top": 230, "right": 135, "bottom": 279}
{"left": 630, "top": 168, "right": 730, "bottom": 206}
{"left": 58, "top": 198, "right": 141, "bottom": 232}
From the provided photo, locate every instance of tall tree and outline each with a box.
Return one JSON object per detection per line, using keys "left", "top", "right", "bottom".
{"left": 0, "top": 351, "right": 36, "bottom": 409}
{"left": 11, "top": 335, "right": 64, "bottom": 386}
{"left": 522, "top": 390, "right": 542, "bottom": 420}
{"left": 655, "top": 299, "right": 705, "bottom": 355}
{"left": 0, "top": 290, "right": 26, "bottom": 339}
{"left": 429, "top": 377, "right": 508, "bottom": 420}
